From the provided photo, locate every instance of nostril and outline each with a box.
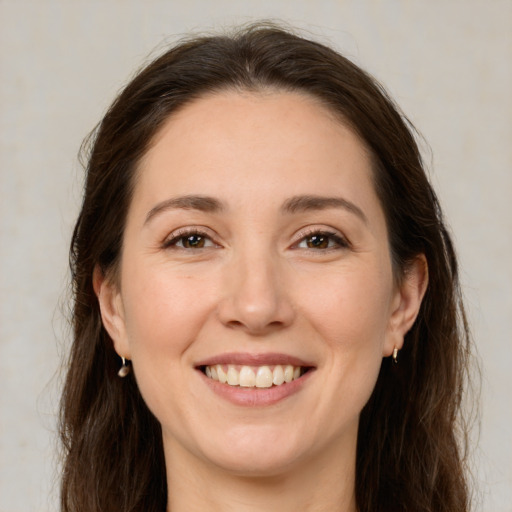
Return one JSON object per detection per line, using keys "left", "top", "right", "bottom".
{"left": 225, "top": 318, "right": 286, "bottom": 335}
{"left": 226, "top": 320, "right": 244, "bottom": 329}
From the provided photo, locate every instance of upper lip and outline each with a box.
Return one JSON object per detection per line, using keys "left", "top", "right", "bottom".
{"left": 195, "top": 352, "right": 314, "bottom": 368}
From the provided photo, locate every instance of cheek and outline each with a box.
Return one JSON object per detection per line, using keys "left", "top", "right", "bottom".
{"left": 120, "top": 265, "right": 216, "bottom": 358}
{"left": 118, "top": 266, "right": 216, "bottom": 421}
{"left": 298, "top": 264, "right": 394, "bottom": 350}
{"left": 296, "top": 263, "right": 392, "bottom": 406}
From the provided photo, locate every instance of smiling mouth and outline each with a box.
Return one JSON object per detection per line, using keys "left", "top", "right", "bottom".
{"left": 200, "top": 364, "right": 311, "bottom": 388}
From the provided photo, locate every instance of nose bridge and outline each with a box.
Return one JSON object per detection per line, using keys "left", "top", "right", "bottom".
{"left": 218, "top": 239, "right": 294, "bottom": 333}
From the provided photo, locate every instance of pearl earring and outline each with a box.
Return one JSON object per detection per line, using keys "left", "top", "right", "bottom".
{"left": 118, "top": 357, "right": 131, "bottom": 377}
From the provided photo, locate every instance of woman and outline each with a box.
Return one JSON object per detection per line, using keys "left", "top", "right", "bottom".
{"left": 61, "top": 23, "right": 473, "bottom": 512}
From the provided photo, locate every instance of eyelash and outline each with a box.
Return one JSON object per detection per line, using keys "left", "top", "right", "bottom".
{"left": 162, "top": 228, "right": 349, "bottom": 252}
{"left": 162, "top": 228, "right": 216, "bottom": 250}
{"left": 292, "top": 229, "right": 350, "bottom": 251}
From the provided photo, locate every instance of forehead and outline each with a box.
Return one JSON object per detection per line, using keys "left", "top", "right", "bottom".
{"left": 134, "top": 90, "right": 381, "bottom": 220}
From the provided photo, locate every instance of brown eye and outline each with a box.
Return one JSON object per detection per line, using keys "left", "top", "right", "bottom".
{"left": 181, "top": 234, "right": 206, "bottom": 248}
{"left": 296, "top": 231, "right": 349, "bottom": 250}
{"left": 306, "top": 234, "right": 329, "bottom": 249}
{"left": 164, "top": 231, "right": 216, "bottom": 250}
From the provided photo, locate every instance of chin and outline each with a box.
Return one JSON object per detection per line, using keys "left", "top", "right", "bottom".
{"left": 198, "top": 424, "right": 306, "bottom": 476}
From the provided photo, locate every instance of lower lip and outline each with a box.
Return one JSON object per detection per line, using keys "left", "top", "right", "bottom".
{"left": 198, "top": 369, "right": 314, "bottom": 407}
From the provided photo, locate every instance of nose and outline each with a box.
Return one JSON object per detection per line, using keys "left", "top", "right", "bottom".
{"left": 217, "top": 250, "right": 295, "bottom": 335}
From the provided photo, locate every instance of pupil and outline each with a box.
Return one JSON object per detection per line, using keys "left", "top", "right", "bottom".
{"left": 308, "top": 235, "right": 328, "bottom": 248}
{"left": 185, "top": 235, "right": 204, "bottom": 248}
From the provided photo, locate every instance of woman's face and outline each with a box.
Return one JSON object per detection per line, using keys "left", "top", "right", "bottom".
{"left": 98, "top": 90, "right": 424, "bottom": 477}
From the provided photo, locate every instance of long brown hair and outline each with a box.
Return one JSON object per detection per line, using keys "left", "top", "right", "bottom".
{"left": 61, "top": 23, "right": 474, "bottom": 511}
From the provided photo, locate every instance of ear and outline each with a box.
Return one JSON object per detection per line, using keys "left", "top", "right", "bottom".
{"left": 93, "top": 265, "right": 131, "bottom": 359}
{"left": 384, "top": 255, "right": 429, "bottom": 357}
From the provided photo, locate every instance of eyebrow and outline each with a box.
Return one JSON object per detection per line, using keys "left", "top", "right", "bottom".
{"left": 144, "top": 193, "right": 368, "bottom": 225}
{"left": 144, "top": 195, "right": 226, "bottom": 224}
{"left": 281, "top": 195, "right": 368, "bottom": 224}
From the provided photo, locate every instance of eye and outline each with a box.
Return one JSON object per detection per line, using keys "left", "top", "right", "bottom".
{"left": 295, "top": 230, "right": 349, "bottom": 250}
{"left": 163, "top": 229, "right": 217, "bottom": 250}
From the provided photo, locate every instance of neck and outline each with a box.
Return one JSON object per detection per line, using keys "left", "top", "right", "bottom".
{"left": 164, "top": 437, "right": 358, "bottom": 512}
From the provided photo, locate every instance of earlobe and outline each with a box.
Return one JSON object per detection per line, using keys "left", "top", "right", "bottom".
{"left": 93, "top": 265, "right": 131, "bottom": 359}
{"left": 384, "top": 255, "right": 428, "bottom": 356}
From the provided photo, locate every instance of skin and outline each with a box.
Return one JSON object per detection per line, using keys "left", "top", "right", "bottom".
{"left": 96, "top": 90, "right": 427, "bottom": 512}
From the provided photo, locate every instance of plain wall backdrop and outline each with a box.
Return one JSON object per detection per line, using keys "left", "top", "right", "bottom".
{"left": 1, "top": 1, "right": 511, "bottom": 510}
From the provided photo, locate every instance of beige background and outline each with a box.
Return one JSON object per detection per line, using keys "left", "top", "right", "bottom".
{"left": 1, "top": 1, "right": 511, "bottom": 510}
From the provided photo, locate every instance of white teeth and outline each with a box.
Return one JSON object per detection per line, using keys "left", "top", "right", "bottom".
{"left": 227, "top": 365, "right": 239, "bottom": 386}
{"left": 239, "top": 366, "right": 256, "bottom": 387}
{"left": 204, "top": 364, "right": 306, "bottom": 388}
{"left": 255, "top": 366, "right": 273, "bottom": 388}
{"left": 272, "top": 365, "right": 285, "bottom": 385}
{"left": 217, "top": 364, "right": 227, "bottom": 383}
{"left": 284, "top": 365, "right": 294, "bottom": 383}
